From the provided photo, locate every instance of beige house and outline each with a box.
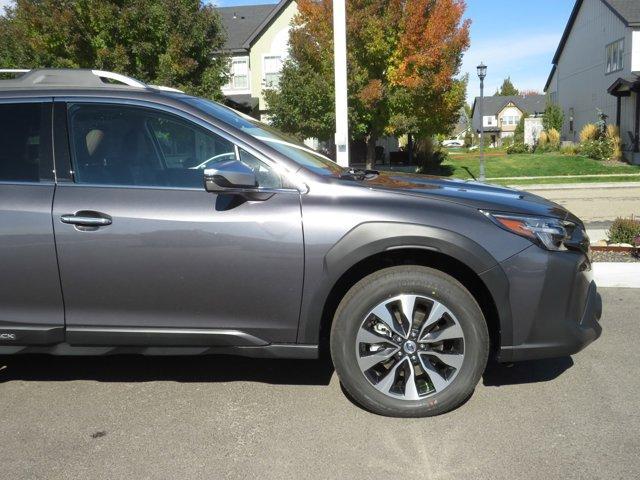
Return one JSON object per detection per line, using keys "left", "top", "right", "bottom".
{"left": 217, "top": 0, "right": 297, "bottom": 120}
{"left": 471, "top": 95, "right": 546, "bottom": 147}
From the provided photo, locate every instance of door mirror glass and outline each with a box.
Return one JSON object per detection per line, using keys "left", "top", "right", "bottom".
{"left": 204, "top": 159, "right": 257, "bottom": 193}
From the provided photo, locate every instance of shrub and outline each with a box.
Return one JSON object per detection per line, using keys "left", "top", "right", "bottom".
{"left": 560, "top": 143, "right": 579, "bottom": 155}
{"left": 580, "top": 138, "right": 614, "bottom": 161}
{"left": 547, "top": 128, "right": 561, "bottom": 148}
{"left": 538, "top": 131, "right": 549, "bottom": 148}
{"left": 543, "top": 103, "right": 564, "bottom": 132}
{"left": 416, "top": 148, "right": 448, "bottom": 174}
{"left": 607, "top": 124, "right": 623, "bottom": 161}
{"left": 580, "top": 123, "right": 598, "bottom": 142}
{"left": 607, "top": 217, "right": 640, "bottom": 245}
{"left": 506, "top": 142, "right": 530, "bottom": 154}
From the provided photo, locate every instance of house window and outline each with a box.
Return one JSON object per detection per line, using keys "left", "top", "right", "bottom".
{"left": 606, "top": 39, "right": 624, "bottom": 74}
{"left": 263, "top": 55, "right": 283, "bottom": 88}
{"left": 231, "top": 58, "right": 249, "bottom": 90}
{"left": 501, "top": 115, "right": 520, "bottom": 126}
{"left": 483, "top": 116, "right": 496, "bottom": 127}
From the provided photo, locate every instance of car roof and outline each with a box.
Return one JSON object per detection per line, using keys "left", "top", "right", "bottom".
{"left": 0, "top": 68, "right": 183, "bottom": 95}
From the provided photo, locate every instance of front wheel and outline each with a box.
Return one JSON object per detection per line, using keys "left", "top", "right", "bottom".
{"left": 330, "top": 266, "right": 489, "bottom": 417}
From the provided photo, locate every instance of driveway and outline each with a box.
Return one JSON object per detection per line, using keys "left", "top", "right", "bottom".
{"left": 1, "top": 288, "right": 637, "bottom": 480}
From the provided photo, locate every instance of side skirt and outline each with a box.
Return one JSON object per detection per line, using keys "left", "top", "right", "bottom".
{"left": 0, "top": 343, "right": 319, "bottom": 359}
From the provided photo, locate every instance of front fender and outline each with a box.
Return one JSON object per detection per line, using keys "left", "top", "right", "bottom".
{"left": 296, "top": 221, "right": 513, "bottom": 345}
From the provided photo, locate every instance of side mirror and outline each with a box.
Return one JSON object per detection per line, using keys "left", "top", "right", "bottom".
{"left": 204, "top": 159, "right": 257, "bottom": 193}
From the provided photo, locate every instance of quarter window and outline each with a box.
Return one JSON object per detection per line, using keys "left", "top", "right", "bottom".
{"left": 0, "top": 103, "right": 51, "bottom": 182}
{"left": 67, "top": 104, "right": 280, "bottom": 189}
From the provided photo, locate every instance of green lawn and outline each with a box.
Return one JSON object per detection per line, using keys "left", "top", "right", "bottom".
{"left": 442, "top": 151, "right": 640, "bottom": 180}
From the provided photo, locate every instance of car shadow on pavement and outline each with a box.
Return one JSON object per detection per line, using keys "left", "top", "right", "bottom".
{"left": 0, "top": 355, "right": 574, "bottom": 389}
{"left": 482, "top": 356, "right": 574, "bottom": 386}
{"left": 0, "top": 354, "right": 335, "bottom": 386}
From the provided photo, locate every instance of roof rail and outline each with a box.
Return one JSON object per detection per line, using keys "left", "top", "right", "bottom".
{"left": 90, "top": 70, "right": 147, "bottom": 88}
{"left": 0, "top": 68, "right": 180, "bottom": 92}
{"left": 149, "top": 85, "right": 185, "bottom": 93}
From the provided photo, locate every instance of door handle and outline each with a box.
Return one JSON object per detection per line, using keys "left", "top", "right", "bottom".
{"left": 60, "top": 212, "right": 112, "bottom": 227}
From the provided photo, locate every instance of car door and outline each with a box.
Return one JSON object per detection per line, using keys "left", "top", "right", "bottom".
{"left": 52, "top": 100, "right": 304, "bottom": 346}
{"left": 0, "top": 99, "right": 65, "bottom": 346}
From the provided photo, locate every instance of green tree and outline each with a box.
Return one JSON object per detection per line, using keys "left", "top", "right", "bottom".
{"left": 0, "top": 0, "right": 228, "bottom": 99}
{"left": 543, "top": 102, "right": 564, "bottom": 132}
{"left": 514, "top": 113, "right": 528, "bottom": 142}
{"left": 495, "top": 77, "right": 519, "bottom": 96}
{"left": 264, "top": 0, "right": 470, "bottom": 169}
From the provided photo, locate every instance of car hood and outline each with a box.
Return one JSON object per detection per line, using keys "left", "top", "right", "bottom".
{"left": 364, "top": 172, "right": 577, "bottom": 222}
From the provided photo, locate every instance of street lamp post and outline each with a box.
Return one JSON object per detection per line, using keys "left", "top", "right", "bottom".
{"left": 477, "top": 62, "right": 487, "bottom": 182}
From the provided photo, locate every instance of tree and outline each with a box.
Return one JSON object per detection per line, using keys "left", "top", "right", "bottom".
{"left": 543, "top": 102, "right": 564, "bottom": 132}
{"left": 264, "top": 0, "right": 470, "bottom": 169}
{"left": 0, "top": 0, "right": 228, "bottom": 99}
{"left": 514, "top": 113, "right": 528, "bottom": 143}
{"left": 495, "top": 77, "right": 519, "bottom": 96}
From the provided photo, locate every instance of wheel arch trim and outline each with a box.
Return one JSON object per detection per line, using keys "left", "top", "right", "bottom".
{"left": 297, "top": 221, "right": 514, "bottom": 347}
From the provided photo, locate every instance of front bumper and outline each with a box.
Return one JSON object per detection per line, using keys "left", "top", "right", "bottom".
{"left": 489, "top": 245, "right": 602, "bottom": 363}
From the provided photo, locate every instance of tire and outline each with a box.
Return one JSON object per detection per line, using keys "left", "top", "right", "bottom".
{"left": 330, "top": 265, "right": 489, "bottom": 417}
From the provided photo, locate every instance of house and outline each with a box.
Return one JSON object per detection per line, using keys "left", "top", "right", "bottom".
{"left": 449, "top": 108, "right": 471, "bottom": 142}
{"left": 217, "top": 0, "right": 297, "bottom": 120}
{"left": 470, "top": 94, "right": 546, "bottom": 146}
{"left": 544, "top": 0, "right": 640, "bottom": 163}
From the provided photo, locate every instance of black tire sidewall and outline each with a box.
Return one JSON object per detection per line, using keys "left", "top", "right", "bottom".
{"left": 331, "top": 266, "right": 489, "bottom": 417}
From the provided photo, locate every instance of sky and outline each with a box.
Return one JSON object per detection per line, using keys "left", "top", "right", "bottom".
{"left": 2, "top": 0, "right": 576, "bottom": 102}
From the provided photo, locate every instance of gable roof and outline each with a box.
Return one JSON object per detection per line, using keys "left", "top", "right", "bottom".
{"left": 218, "top": 4, "right": 277, "bottom": 52}
{"left": 471, "top": 95, "right": 546, "bottom": 132}
{"left": 217, "top": 1, "right": 292, "bottom": 53}
{"left": 545, "top": 0, "right": 640, "bottom": 91}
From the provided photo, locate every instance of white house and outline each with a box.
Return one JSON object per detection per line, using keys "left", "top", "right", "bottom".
{"left": 544, "top": 0, "right": 640, "bottom": 163}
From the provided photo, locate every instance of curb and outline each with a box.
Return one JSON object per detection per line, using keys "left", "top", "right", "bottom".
{"left": 593, "top": 262, "right": 640, "bottom": 288}
{"left": 514, "top": 182, "right": 640, "bottom": 191}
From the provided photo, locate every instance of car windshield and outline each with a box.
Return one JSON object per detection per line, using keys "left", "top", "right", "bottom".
{"left": 184, "top": 97, "right": 344, "bottom": 177}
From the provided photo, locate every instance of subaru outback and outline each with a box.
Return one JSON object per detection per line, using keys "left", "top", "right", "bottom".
{"left": 0, "top": 69, "right": 601, "bottom": 417}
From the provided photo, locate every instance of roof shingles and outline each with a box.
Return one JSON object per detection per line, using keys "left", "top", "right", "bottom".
{"left": 217, "top": 4, "right": 277, "bottom": 52}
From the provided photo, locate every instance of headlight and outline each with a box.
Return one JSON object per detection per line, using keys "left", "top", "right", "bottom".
{"left": 481, "top": 211, "right": 575, "bottom": 251}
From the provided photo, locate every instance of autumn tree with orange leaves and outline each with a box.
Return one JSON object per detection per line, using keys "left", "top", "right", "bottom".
{"left": 264, "top": 0, "right": 470, "bottom": 168}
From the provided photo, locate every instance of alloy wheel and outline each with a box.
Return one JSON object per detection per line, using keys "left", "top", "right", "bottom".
{"left": 355, "top": 294, "right": 465, "bottom": 401}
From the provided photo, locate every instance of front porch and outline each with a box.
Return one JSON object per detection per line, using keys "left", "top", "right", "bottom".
{"left": 608, "top": 77, "right": 640, "bottom": 164}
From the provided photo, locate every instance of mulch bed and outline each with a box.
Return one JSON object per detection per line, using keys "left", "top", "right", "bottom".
{"left": 592, "top": 250, "right": 639, "bottom": 263}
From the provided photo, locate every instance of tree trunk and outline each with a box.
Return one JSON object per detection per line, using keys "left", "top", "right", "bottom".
{"left": 366, "top": 135, "right": 377, "bottom": 170}
{"left": 407, "top": 133, "right": 414, "bottom": 164}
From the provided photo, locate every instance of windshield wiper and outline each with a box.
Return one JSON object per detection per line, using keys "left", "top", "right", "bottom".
{"left": 340, "top": 168, "right": 380, "bottom": 180}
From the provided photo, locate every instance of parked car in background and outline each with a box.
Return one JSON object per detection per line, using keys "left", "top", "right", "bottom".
{"left": 0, "top": 69, "right": 602, "bottom": 417}
{"left": 442, "top": 139, "right": 465, "bottom": 148}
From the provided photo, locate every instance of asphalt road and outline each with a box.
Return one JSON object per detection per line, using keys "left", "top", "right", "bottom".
{"left": 525, "top": 183, "right": 640, "bottom": 225}
{"left": 1, "top": 288, "right": 638, "bottom": 480}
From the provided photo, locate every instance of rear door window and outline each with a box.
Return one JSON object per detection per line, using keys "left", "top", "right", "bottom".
{"left": 0, "top": 103, "right": 52, "bottom": 182}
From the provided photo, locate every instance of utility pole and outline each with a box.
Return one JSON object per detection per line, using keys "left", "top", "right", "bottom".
{"left": 477, "top": 62, "right": 487, "bottom": 182}
{"left": 333, "top": 0, "right": 350, "bottom": 167}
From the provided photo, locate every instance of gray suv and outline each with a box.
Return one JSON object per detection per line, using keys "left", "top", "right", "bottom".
{"left": 0, "top": 69, "right": 601, "bottom": 417}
